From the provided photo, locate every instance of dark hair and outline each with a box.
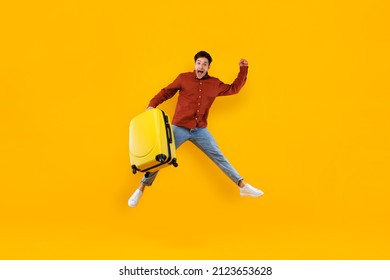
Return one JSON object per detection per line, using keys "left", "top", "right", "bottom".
{"left": 194, "top": 51, "right": 212, "bottom": 64}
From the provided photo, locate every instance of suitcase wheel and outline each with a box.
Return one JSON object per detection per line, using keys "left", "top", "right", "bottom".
{"left": 172, "top": 158, "right": 178, "bottom": 167}
{"left": 131, "top": 165, "right": 137, "bottom": 174}
{"left": 155, "top": 154, "right": 167, "bottom": 163}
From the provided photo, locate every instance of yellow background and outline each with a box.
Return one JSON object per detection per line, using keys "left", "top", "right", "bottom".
{"left": 1, "top": 0, "right": 389, "bottom": 259}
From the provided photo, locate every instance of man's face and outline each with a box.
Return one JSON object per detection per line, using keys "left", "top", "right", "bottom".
{"left": 194, "top": 57, "right": 210, "bottom": 79}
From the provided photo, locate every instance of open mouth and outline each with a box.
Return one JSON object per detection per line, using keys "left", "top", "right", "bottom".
{"left": 196, "top": 70, "right": 204, "bottom": 77}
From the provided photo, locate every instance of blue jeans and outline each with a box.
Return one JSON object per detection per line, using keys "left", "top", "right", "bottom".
{"left": 141, "top": 125, "right": 243, "bottom": 186}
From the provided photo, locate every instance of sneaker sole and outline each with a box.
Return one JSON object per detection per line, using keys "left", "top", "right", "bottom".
{"left": 240, "top": 192, "right": 264, "bottom": 198}
{"left": 128, "top": 201, "right": 138, "bottom": 207}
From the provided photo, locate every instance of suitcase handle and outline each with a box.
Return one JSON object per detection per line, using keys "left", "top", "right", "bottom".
{"left": 166, "top": 122, "right": 173, "bottom": 144}
{"left": 162, "top": 113, "right": 173, "bottom": 144}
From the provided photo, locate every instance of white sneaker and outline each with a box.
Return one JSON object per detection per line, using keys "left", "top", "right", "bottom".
{"left": 240, "top": 183, "right": 264, "bottom": 197}
{"left": 128, "top": 189, "right": 143, "bottom": 207}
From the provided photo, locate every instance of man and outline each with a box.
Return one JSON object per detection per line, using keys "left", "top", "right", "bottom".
{"left": 129, "top": 51, "right": 264, "bottom": 207}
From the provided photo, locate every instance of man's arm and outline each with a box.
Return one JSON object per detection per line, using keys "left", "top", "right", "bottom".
{"left": 147, "top": 74, "right": 182, "bottom": 109}
{"left": 218, "top": 59, "right": 249, "bottom": 96}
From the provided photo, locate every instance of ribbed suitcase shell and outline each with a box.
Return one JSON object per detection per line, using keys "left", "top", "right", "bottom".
{"left": 129, "top": 109, "right": 177, "bottom": 174}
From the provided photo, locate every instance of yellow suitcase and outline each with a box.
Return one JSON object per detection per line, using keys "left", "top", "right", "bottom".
{"left": 129, "top": 108, "right": 178, "bottom": 174}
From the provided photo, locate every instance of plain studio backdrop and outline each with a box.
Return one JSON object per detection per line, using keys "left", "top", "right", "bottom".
{"left": 1, "top": 0, "right": 389, "bottom": 259}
